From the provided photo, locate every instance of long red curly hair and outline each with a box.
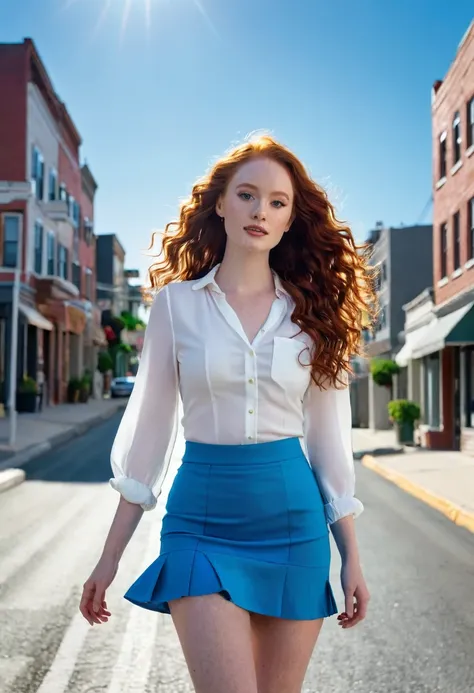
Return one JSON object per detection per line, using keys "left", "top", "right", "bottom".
{"left": 148, "top": 135, "right": 377, "bottom": 388}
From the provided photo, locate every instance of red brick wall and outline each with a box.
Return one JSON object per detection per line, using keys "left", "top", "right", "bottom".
{"left": 58, "top": 144, "right": 81, "bottom": 201}
{"left": 432, "top": 24, "right": 474, "bottom": 306}
{"left": 58, "top": 143, "right": 81, "bottom": 280}
{"left": 80, "top": 185, "right": 96, "bottom": 299}
{"left": 0, "top": 44, "right": 27, "bottom": 181}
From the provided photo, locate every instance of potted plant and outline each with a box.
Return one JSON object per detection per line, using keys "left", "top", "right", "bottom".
{"left": 67, "top": 377, "right": 81, "bottom": 403}
{"left": 370, "top": 359, "right": 400, "bottom": 388}
{"left": 16, "top": 375, "right": 38, "bottom": 413}
{"left": 388, "top": 399, "right": 421, "bottom": 445}
{"left": 79, "top": 373, "right": 92, "bottom": 403}
{"left": 98, "top": 351, "right": 114, "bottom": 396}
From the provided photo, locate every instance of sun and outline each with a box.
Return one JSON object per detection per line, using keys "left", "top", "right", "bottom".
{"left": 62, "top": 0, "right": 218, "bottom": 40}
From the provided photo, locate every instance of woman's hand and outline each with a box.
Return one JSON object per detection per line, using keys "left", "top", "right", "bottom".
{"left": 79, "top": 555, "right": 118, "bottom": 626}
{"left": 338, "top": 557, "right": 370, "bottom": 629}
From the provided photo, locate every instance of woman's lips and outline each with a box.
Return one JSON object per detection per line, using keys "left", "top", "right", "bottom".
{"left": 244, "top": 225, "right": 268, "bottom": 237}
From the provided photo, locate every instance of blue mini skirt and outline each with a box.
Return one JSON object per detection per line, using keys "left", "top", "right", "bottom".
{"left": 124, "top": 437, "right": 338, "bottom": 620}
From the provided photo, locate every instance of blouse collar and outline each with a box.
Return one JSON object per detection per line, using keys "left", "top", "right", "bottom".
{"left": 191, "top": 263, "right": 289, "bottom": 299}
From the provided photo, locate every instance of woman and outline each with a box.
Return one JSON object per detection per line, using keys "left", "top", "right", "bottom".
{"left": 80, "top": 134, "right": 374, "bottom": 693}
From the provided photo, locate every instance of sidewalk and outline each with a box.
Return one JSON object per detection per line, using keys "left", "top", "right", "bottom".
{"left": 0, "top": 399, "right": 127, "bottom": 488}
{"left": 352, "top": 427, "right": 402, "bottom": 458}
{"left": 353, "top": 427, "right": 474, "bottom": 534}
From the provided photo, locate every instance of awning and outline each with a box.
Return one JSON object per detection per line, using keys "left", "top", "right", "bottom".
{"left": 19, "top": 303, "right": 53, "bottom": 331}
{"left": 395, "top": 323, "right": 433, "bottom": 367}
{"left": 411, "top": 302, "right": 474, "bottom": 359}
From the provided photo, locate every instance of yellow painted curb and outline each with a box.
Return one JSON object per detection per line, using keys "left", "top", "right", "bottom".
{"left": 361, "top": 455, "right": 474, "bottom": 535}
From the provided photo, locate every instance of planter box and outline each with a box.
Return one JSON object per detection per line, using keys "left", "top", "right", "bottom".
{"left": 16, "top": 392, "right": 37, "bottom": 413}
{"left": 395, "top": 421, "right": 415, "bottom": 445}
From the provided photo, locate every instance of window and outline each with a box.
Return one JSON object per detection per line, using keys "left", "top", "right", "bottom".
{"left": 440, "top": 223, "right": 448, "bottom": 278}
{"left": 84, "top": 217, "right": 93, "bottom": 245}
{"left": 72, "top": 262, "right": 81, "bottom": 291}
{"left": 31, "top": 146, "right": 45, "bottom": 201}
{"left": 439, "top": 131, "right": 447, "bottom": 179}
{"left": 453, "top": 211, "right": 461, "bottom": 270}
{"left": 57, "top": 244, "right": 69, "bottom": 280}
{"left": 424, "top": 353, "right": 440, "bottom": 428}
{"left": 73, "top": 201, "right": 81, "bottom": 228}
{"left": 375, "top": 305, "right": 387, "bottom": 333}
{"left": 85, "top": 268, "right": 93, "bottom": 300}
{"left": 47, "top": 233, "right": 55, "bottom": 276}
{"left": 34, "top": 221, "right": 43, "bottom": 274}
{"left": 452, "top": 111, "right": 462, "bottom": 164}
{"left": 2, "top": 215, "right": 20, "bottom": 267}
{"left": 463, "top": 348, "right": 474, "bottom": 428}
{"left": 469, "top": 197, "right": 474, "bottom": 260}
{"left": 59, "top": 184, "right": 67, "bottom": 202}
{"left": 48, "top": 169, "right": 57, "bottom": 201}
{"left": 68, "top": 195, "right": 75, "bottom": 221}
{"left": 467, "top": 96, "right": 474, "bottom": 149}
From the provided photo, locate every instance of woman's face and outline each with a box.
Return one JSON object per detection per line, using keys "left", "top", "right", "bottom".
{"left": 216, "top": 157, "right": 294, "bottom": 254}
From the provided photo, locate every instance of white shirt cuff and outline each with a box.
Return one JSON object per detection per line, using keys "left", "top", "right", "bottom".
{"left": 324, "top": 496, "right": 364, "bottom": 525}
{"left": 109, "top": 476, "right": 157, "bottom": 511}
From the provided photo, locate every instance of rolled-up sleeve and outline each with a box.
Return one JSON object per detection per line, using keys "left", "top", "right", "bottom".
{"left": 303, "top": 379, "right": 363, "bottom": 525}
{"left": 109, "top": 285, "right": 179, "bottom": 511}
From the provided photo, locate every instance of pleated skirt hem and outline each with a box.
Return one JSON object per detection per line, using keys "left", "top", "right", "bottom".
{"left": 124, "top": 547, "right": 338, "bottom": 621}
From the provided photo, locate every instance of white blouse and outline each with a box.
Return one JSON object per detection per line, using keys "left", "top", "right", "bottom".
{"left": 110, "top": 264, "right": 363, "bottom": 525}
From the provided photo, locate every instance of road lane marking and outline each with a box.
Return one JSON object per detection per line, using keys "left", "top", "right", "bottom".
{"left": 0, "top": 489, "right": 98, "bottom": 586}
{"left": 35, "top": 612, "right": 90, "bottom": 693}
{"left": 106, "top": 514, "right": 163, "bottom": 693}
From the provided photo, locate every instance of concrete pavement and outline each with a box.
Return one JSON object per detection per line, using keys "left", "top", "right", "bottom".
{"left": 1, "top": 414, "right": 474, "bottom": 692}
{"left": 352, "top": 427, "right": 474, "bottom": 535}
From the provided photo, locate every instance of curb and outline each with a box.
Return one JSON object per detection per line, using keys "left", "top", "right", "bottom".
{"left": 362, "top": 454, "right": 474, "bottom": 535}
{"left": 0, "top": 468, "right": 26, "bottom": 493}
{"left": 0, "top": 401, "right": 127, "bottom": 491}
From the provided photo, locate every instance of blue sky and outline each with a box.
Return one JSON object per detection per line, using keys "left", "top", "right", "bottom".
{"left": 1, "top": 0, "right": 473, "bottom": 283}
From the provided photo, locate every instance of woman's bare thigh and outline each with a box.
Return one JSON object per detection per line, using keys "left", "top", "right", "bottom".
{"left": 170, "top": 594, "right": 258, "bottom": 693}
{"left": 251, "top": 612, "right": 324, "bottom": 693}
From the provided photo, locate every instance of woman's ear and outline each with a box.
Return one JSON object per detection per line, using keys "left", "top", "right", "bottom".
{"left": 215, "top": 196, "right": 224, "bottom": 218}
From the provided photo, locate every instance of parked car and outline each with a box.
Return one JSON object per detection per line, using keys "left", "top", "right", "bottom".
{"left": 111, "top": 376, "right": 135, "bottom": 398}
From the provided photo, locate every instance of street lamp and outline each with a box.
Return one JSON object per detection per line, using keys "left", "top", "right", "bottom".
{"left": 0, "top": 217, "right": 23, "bottom": 448}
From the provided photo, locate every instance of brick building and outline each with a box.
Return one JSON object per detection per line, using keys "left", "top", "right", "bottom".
{"left": 0, "top": 38, "right": 100, "bottom": 405}
{"left": 401, "top": 21, "right": 474, "bottom": 451}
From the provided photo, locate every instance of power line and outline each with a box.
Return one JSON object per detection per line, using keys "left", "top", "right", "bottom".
{"left": 416, "top": 194, "right": 433, "bottom": 225}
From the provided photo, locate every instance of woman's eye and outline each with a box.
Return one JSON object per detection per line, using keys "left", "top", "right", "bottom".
{"left": 272, "top": 200, "right": 285, "bottom": 208}
{"left": 238, "top": 192, "right": 253, "bottom": 201}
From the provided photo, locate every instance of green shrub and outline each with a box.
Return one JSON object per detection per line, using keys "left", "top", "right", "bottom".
{"left": 388, "top": 399, "right": 421, "bottom": 424}
{"left": 370, "top": 359, "right": 400, "bottom": 387}
{"left": 18, "top": 375, "right": 37, "bottom": 394}
{"left": 98, "top": 351, "right": 113, "bottom": 374}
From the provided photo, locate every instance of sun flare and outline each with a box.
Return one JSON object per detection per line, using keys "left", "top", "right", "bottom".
{"left": 62, "top": 0, "right": 217, "bottom": 39}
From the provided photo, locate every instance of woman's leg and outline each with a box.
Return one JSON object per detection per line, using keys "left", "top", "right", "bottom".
{"left": 251, "top": 613, "right": 324, "bottom": 693}
{"left": 170, "top": 594, "right": 259, "bottom": 693}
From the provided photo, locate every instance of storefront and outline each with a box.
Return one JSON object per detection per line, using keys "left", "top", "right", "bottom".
{"left": 0, "top": 279, "right": 54, "bottom": 407}
{"left": 36, "top": 277, "right": 87, "bottom": 403}
{"left": 411, "top": 301, "right": 474, "bottom": 451}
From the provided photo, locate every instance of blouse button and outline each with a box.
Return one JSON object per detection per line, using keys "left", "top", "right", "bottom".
{"left": 249, "top": 349, "right": 254, "bottom": 356}
{"left": 248, "top": 435, "right": 253, "bottom": 440}
{"left": 248, "top": 378, "right": 254, "bottom": 384}
{"left": 249, "top": 409, "right": 254, "bottom": 414}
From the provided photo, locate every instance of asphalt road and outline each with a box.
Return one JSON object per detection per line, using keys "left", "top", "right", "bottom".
{"left": 0, "top": 414, "right": 473, "bottom": 693}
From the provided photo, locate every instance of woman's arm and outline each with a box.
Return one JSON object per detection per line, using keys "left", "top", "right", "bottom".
{"left": 303, "top": 377, "right": 369, "bottom": 628}
{"left": 303, "top": 378, "right": 363, "bottom": 526}
{"left": 80, "top": 286, "right": 179, "bottom": 626}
